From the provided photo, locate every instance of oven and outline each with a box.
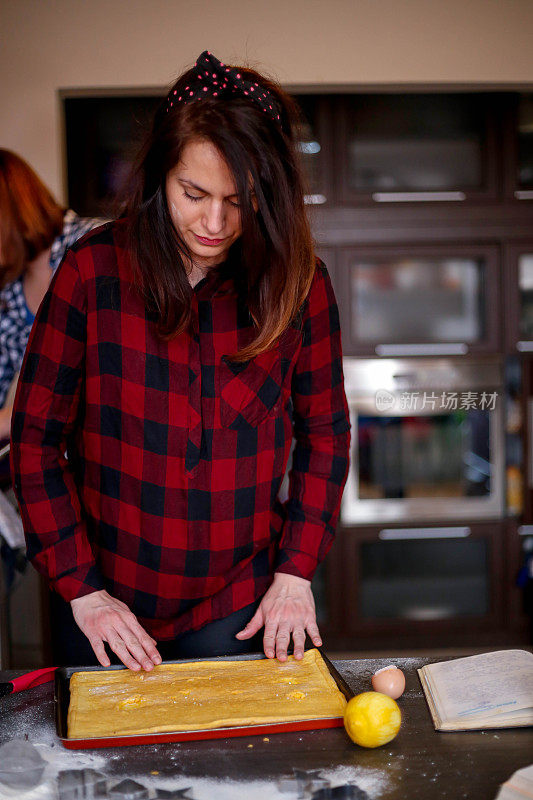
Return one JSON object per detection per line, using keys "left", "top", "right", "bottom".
{"left": 341, "top": 358, "right": 505, "bottom": 524}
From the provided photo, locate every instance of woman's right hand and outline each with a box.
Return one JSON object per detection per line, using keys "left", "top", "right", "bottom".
{"left": 70, "top": 590, "right": 162, "bottom": 671}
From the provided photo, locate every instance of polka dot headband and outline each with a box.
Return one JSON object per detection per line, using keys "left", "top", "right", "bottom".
{"left": 166, "top": 50, "right": 282, "bottom": 127}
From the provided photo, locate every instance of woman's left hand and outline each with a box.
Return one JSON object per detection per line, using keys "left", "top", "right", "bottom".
{"left": 235, "top": 572, "right": 322, "bottom": 662}
{"left": 0, "top": 405, "right": 13, "bottom": 441}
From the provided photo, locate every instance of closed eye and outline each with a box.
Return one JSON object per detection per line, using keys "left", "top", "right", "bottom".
{"left": 183, "top": 190, "right": 240, "bottom": 208}
{"left": 183, "top": 191, "right": 203, "bottom": 203}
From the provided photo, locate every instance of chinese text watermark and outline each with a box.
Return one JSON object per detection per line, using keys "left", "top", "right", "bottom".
{"left": 375, "top": 390, "right": 498, "bottom": 413}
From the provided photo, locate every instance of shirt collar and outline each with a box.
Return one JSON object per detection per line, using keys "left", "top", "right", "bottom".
{"left": 193, "top": 257, "right": 237, "bottom": 299}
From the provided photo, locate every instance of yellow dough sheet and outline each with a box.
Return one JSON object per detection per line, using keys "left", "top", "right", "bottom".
{"left": 67, "top": 648, "right": 347, "bottom": 739}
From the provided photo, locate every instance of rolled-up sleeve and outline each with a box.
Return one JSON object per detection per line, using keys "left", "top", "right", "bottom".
{"left": 10, "top": 250, "right": 105, "bottom": 601}
{"left": 275, "top": 261, "right": 351, "bottom": 581}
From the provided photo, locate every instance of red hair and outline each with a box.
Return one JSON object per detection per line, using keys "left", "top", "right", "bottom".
{"left": 0, "top": 149, "right": 64, "bottom": 286}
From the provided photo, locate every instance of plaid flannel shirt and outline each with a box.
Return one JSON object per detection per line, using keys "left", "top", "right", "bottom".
{"left": 11, "top": 220, "right": 350, "bottom": 640}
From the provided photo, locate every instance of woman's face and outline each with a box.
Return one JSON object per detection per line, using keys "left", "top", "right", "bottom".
{"left": 165, "top": 139, "right": 246, "bottom": 271}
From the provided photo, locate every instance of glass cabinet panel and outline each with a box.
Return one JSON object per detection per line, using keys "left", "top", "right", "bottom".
{"left": 344, "top": 94, "right": 487, "bottom": 194}
{"left": 293, "top": 95, "right": 327, "bottom": 203}
{"left": 358, "top": 410, "right": 492, "bottom": 502}
{"left": 517, "top": 94, "right": 533, "bottom": 190}
{"left": 341, "top": 358, "right": 504, "bottom": 523}
{"left": 65, "top": 96, "right": 162, "bottom": 216}
{"left": 65, "top": 93, "right": 328, "bottom": 215}
{"left": 359, "top": 537, "right": 489, "bottom": 619}
{"left": 350, "top": 256, "right": 484, "bottom": 344}
{"left": 518, "top": 253, "right": 533, "bottom": 339}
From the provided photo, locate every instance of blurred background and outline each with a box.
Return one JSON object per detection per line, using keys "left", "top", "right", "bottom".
{"left": 1, "top": 0, "right": 533, "bottom": 666}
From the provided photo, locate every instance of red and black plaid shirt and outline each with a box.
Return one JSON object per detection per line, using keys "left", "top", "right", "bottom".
{"left": 11, "top": 221, "right": 350, "bottom": 640}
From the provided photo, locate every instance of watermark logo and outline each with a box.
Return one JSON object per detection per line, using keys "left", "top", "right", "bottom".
{"left": 374, "top": 390, "right": 498, "bottom": 412}
{"left": 375, "top": 389, "right": 396, "bottom": 412}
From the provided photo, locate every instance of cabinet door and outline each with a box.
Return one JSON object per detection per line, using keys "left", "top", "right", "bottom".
{"left": 507, "top": 522, "right": 533, "bottom": 639}
{"left": 505, "top": 242, "right": 533, "bottom": 353}
{"left": 504, "top": 93, "right": 533, "bottom": 202}
{"left": 338, "top": 522, "right": 504, "bottom": 642}
{"left": 64, "top": 95, "right": 162, "bottom": 217}
{"left": 337, "top": 93, "right": 499, "bottom": 205}
{"left": 339, "top": 243, "right": 501, "bottom": 357}
{"left": 292, "top": 94, "right": 333, "bottom": 207}
{"left": 314, "top": 245, "right": 337, "bottom": 300}
{"left": 312, "top": 553, "right": 344, "bottom": 637}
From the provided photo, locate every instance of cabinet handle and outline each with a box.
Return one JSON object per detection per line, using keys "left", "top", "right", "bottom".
{"left": 518, "top": 525, "right": 533, "bottom": 536}
{"left": 379, "top": 527, "right": 471, "bottom": 540}
{"left": 372, "top": 191, "right": 466, "bottom": 202}
{"left": 376, "top": 343, "right": 468, "bottom": 356}
{"left": 304, "top": 194, "right": 327, "bottom": 205}
{"left": 517, "top": 341, "right": 533, "bottom": 352}
{"left": 514, "top": 191, "right": 533, "bottom": 200}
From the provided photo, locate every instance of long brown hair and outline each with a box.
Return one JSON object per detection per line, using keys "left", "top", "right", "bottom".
{"left": 121, "top": 61, "right": 315, "bottom": 361}
{"left": 0, "top": 149, "right": 64, "bottom": 286}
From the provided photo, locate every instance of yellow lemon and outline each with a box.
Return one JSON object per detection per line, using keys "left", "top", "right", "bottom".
{"left": 344, "top": 691, "right": 401, "bottom": 748}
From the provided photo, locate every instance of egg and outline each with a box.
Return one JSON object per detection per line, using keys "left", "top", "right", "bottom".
{"left": 371, "top": 665, "right": 405, "bottom": 699}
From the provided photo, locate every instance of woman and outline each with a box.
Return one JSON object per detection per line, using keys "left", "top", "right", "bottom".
{"left": 11, "top": 51, "right": 350, "bottom": 670}
{"left": 0, "top": 149, "right": 102, "bottom": 440}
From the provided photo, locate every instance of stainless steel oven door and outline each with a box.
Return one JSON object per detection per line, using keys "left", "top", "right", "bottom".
{"left": 341, "top": 358, "right": 505, "bottom": 523}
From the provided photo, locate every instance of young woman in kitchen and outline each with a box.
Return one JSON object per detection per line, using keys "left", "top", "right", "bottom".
{"left": 10, "top": 51, "right": 351, "bottom": 670}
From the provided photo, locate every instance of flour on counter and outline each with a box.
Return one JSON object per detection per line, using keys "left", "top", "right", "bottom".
{"left": 0, "top": 688, "right": 391, "bottom": 800}
{"left": 118, "top": 764, "right": 390, "bottom": 800}
{"left": 0, "top": 753, "right": 390, "bottom": 800}
{"left": 0, "top": 702, "right": 107, "bottom": 800}
{"left": 0, "top": 740, "right": 107, "bottom": 800}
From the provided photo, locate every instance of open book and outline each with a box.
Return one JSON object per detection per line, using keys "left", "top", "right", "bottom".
{"left": 495, "top": 764, "right": 533, "bottom": 800}
{"left": 418, "top": 649, "right": 533, "bottom": 731}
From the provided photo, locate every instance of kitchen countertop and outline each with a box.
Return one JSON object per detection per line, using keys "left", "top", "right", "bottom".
{"left": 0, "top": 654, "right": 531, "bottom": 799}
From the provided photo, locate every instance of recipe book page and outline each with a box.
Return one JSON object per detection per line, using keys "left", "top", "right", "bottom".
{"left": 424, "top": 650, "right": 533, "bottom": 722}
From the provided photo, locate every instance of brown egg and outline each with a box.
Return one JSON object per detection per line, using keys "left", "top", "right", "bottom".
{"left": 371, "top": 665, "right": 405, "bottom": 699}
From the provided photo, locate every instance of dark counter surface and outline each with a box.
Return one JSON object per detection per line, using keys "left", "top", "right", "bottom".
{"left": 0, "top": 654, "right": 531, "bottom": 799}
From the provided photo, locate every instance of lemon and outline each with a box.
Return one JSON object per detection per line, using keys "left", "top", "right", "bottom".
{"left": 344, "top": 691, "right": 401, "bottom": 748}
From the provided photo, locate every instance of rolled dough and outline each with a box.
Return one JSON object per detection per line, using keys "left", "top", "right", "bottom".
{"left": 67, "top": 648, "right": 347, "bottom": 738}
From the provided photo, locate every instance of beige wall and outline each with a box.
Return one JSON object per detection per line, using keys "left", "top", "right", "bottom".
{"left": 1, "top": 0, "right": 533, "bottom": 201}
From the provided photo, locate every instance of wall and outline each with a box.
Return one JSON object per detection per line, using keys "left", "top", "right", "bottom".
{"left": 1, "top": 0, "right": 533, "bottom": 201}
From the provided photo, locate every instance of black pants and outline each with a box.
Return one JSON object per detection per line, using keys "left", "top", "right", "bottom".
{"left": 50, "top": 592, "right": 263, "bottom": 667}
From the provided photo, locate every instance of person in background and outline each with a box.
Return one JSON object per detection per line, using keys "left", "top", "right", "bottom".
{"left": 11, "top": 52, "right": 350, "bottom": 670}
{"left": 0, "top": 149, "right": 102, "bottom": 440}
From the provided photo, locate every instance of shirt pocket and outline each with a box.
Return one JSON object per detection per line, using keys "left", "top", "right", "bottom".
{"left": 218, "top": 327, "right": 302, "bottom": 429}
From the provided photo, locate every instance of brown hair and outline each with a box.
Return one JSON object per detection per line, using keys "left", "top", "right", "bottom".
{"left": 121, "top": 61, "right": 315, "bottom": 361}
{"left": 0, "top": 149, "right": 64, "bottom": 286}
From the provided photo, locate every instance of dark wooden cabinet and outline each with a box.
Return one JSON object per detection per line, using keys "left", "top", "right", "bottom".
{"left": 503, "top": 92, "right": 533, "bottom": 201}
{"left": 291, "top": 94, "right": 333, "bottom": 206}
{"left": 62, "top": 89, "right": 533, "bottom": 648}
{"left": 320, "top": 521, "right": 510, "bottom": 651}
{"left": 63, "top": 90, "right": 533, "bottom": 214}
{"left": 336, "top": 92, "right": 501, "bottom": 205}
{"left": 314, "top": 245, "right": 336, "bottom": 288}
{"left": 504, "top": 241, "right": 533, "bottom": 354}
{"left": 505, "top": 520, "right": 532, "bottom": 640}
{"left": 337, "top": 242, "right": 501, "bottom": 357}
{"left": 298, "top": 93, "right": 532, "bottom": 360}
{"left": 63, "top": 94, "right": 162, "bottom": 217}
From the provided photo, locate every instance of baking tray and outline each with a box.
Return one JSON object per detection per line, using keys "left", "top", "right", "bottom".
{"left": 55, "top": 649, "right": 353, "bottom": 749}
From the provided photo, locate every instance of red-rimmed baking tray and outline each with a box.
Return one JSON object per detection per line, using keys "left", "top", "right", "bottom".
{"left": 55, "top": 649, "right": 353, "bottom": 749}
